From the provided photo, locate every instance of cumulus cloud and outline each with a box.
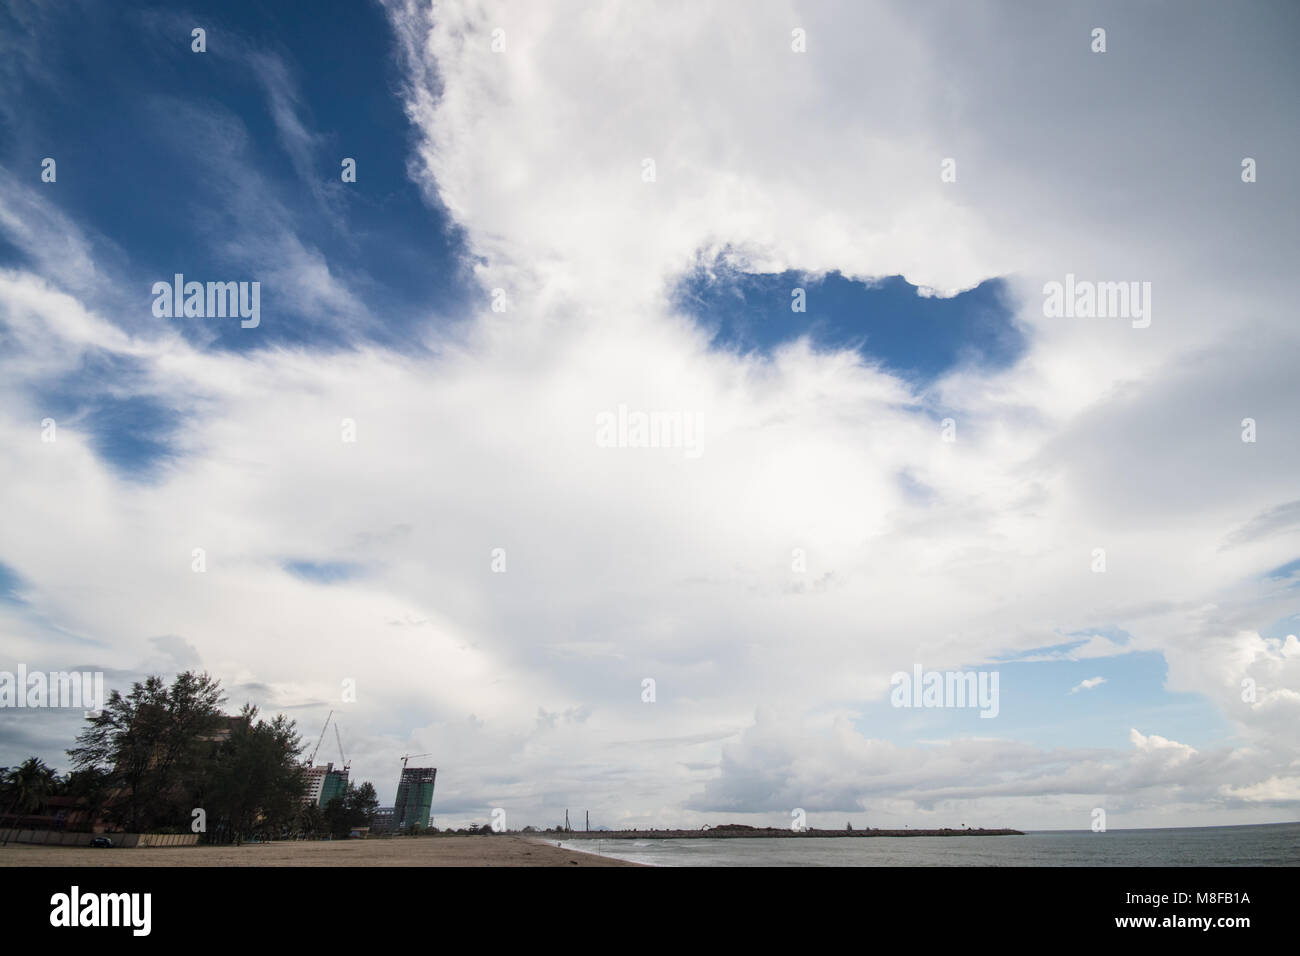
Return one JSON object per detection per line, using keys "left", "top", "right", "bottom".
{"left": 1, "top": 1, "right": 1297, "bottom": 828}
{"left": 1070, "top": 677, "right": 1107, "bottom": 694}
{"left": 1221, "top": 776, "right": 1300, "bottom": 803}
{"left": 1129, "top": 728, "right": 1197, "bottom": 760}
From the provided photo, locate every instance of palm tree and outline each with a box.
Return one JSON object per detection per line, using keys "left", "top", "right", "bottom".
{"left": 2, "top": 757, "right": 62, "bottom": 845}
{"left": 4, "top": 757, "right": 59, "bottom": 816}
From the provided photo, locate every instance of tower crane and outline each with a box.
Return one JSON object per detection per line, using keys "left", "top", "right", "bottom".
{"left": 308, "top": 710, "right": 334, "bottom": 767}
{"left": 334, "top": 722, "right": 350, "bottom": 772}
{"left": 400, "top": 752, "right": 433, "bottom": 769}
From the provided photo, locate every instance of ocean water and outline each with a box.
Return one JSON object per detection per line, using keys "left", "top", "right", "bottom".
{"left": 553, "top": 823, "right": 1300, "bottom": 867}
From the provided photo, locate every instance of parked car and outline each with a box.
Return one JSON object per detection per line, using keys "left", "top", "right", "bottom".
{"left": 89, "top": 836, "right": 113, "bottom": 848}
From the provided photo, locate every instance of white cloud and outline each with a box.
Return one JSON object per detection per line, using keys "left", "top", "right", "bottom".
{"left": 1, "top": 1, "right": 1297, "bottom": 827}
{"left": 1070, "top": 677, "right": 1106, "bottom": 694}
{"left": 1221, "top": 776, "right": 1300, "bottom": 803}
{"left": 1129, "top": 728, "right": 1197, "bottom": 760}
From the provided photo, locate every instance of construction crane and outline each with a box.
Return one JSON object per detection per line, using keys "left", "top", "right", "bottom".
{"left": 400, "top": 752, "right": 433, "bottom": 769}
{"left": 334, "top": 722, "right": 350, "bottom": 772}
{"left": 308, "top": 710, "right": 334, "bottom": 767}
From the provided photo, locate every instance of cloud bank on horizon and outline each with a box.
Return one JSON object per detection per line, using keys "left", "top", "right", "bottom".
{"left": 0, "top": 0, "right": 1298, "bottom": 829}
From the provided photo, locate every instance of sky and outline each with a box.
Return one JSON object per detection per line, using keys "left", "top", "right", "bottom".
{"left": 1, "top": 0, "right": 1298, "bottom": 832}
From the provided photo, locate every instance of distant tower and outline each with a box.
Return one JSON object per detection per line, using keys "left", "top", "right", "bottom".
{"left": 394, "top": 766, "right": 437, "bottom": 831}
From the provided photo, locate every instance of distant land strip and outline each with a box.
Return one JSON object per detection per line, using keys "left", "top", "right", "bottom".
{"left": 558, "top": 826, "right": 1023, "bottom": 840}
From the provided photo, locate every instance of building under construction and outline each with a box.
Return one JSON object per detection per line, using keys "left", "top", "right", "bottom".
{"left": 394, "top": 766, "right": 437, "bottom": 831}
{"left": 301, "top": 762, "right": 349, "bottom": 807}
{"left": 301, "top": 710, "right": 350, "bottom": 807}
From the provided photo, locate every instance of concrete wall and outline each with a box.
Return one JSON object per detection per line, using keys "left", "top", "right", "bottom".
{"left": 0, "top": 828, "right": 199, "bottom": 848}
{"left": 134, "top": 832, "right": 199, "bottom": 847}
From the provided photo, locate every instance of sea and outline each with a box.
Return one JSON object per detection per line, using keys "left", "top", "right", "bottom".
{"left": 551, "top": 822, "right": 1300, "bottom": 867}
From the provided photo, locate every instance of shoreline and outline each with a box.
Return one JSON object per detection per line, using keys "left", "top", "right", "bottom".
{"left": 0, "top": 835, "right": 642, "bottom": 867}
{"left": 554, "top": 827, "right": 1024, "bottom": 840}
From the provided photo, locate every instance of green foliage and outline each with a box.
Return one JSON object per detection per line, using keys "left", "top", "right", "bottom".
{"left": 1, "top": 757, "right": 61, "bottom": 817}
{"left": 322, "top": 780, "right": 380, "bottom": 837}
{"left": 66, "top": 672, "right": 309, "bottom": 841}
{"left": 15, "top": 671, "right": 385, "bottom": 843}
{"left": 62, "top": 767, "right": 112, "bottom": 832}
{"left": 194, "top": 704, "right": 305, "bottom": 844}
{"left": 68, "top": 672, "right": 226, "bottom": 832}
{"left": 297, "top": 800, "right": 325, "bottom": 837}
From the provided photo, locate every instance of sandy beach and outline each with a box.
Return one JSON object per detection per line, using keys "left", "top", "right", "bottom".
{"left": 0, "top": 835, "right": 638, "bottom": 867}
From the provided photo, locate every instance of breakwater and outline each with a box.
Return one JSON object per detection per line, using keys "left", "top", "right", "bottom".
{"left": 559, "top": 826, "right": 1022, "bottom": 840}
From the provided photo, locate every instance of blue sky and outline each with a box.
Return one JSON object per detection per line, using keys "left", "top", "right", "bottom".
{"left": 856, "top": 652, "right": 1227, "bottom": 754}
{"left": 0, "top": 0, "right": 1027, "bottom": 475}
{"left": 0, "top": 0, "right": 472, "bottom": 353}
{"left": 675, "top": 269, "right": 1022, "bottom": 384}
{"left": 1, "top": 1, "right": 1298, "bottom": 830}
{"left": 0, "top": 561, "right": 24, "bottom": 604}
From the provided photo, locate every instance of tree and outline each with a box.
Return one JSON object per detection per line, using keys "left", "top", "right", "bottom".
{"left": 352, "top": 782, "right": 379, "bottom": 824}
{"left": 68, "top": 672, "right": 226, "bottom": 831}
{"left": 323, "top": 780, "right": 380, "bottom": 837}
{"left": 195, "top": 705, "right": 305, "bottom": 844}
{"left": 297, "top": 801, "right": 325, "bottom": 838}
{"left": 2, "top": 757, "right": 59, "bottom": 817}
{"left": 64, "top": 767, "right": 112, "bottom": 832}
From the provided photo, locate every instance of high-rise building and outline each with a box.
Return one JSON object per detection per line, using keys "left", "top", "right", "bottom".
{"left": 302, "top": 765, "right": 328, "bottom": 806}
{"left": 394, "top": 766, "right": 436, "bottom": 831}
{"left": 320, "top": 765, "right": 349, "bottom": 806}
{"left": 301, "top": 762, "right": 350, "bottom": 807}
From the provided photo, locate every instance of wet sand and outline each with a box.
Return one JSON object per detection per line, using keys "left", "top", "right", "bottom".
{"left": 0, "top": 835, "right": 639, "bottom": 867}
